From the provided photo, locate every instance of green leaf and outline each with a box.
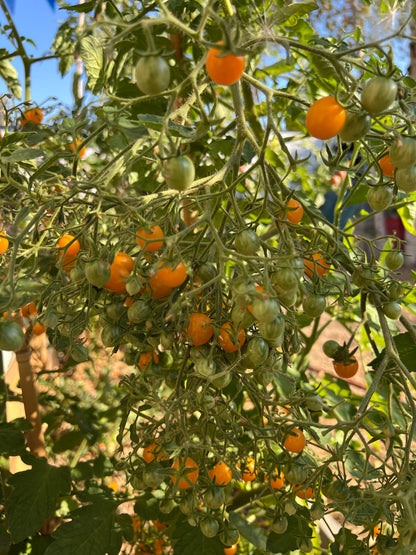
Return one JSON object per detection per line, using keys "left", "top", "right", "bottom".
{"left": 268, "top": 0, "right": 318, "bottom": 26}
{"left": 60, "top": 1, "right": 96, "bottom": 12}
{"left": 0, "top": 148, "right": 44, "bottom": 162}
{"left": 0, "top": 132, "right": 35, "bottom": 148}
{"left": 45, "top": 498, "right": 127, "bottom": 555}
{"left": 229, "top": 512, "right": 267, "bottom": 551}
{"left": 369, "top": 330, "right": 416, "bottom": 371}
{"left": 7, "top": 459, "right": 71, "bottom": 543}
{"left": 330, "top": 528, "right": 364, "bottom": 553}
{"left": 172, "top": 520, "right": 225, "bottom": 555}
{"left": 136, "top": 114, "right": 194, "bottom": 138}
{"left": 0, "top": 58, "right": 21, "bottom": 99}
{"left": 0, "top": 420, "right": 29, "bottom": 455}
{"left": 342, "top": 185, "right": 369, "bottom": 208}
{"left": 80, "top": 36, "right": 104, "bottom": 94}
{"left": 398, "top": 201, "right": 416, "bottom": 236}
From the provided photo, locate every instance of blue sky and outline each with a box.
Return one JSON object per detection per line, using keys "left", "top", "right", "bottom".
{"left": 0, "top": 0, "right": 74, "bottom": 107}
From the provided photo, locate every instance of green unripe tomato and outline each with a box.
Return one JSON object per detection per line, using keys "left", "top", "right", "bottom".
{"left": 251, "top": 297, "right": 280, "bottom": 323}
{"left": 127, "top": 300, "right": 152, "bottom": 322}
{"left": 271, "top": 516, "right": 288, "bottom": 534}
{"left": 197, "top": 262, "right": 216, "bottom": 283}
{"left": 310, "top": 503, "right": 325, "bottom": 520}
{"left": 204, "top": 486, "right": 225, "bottom": 509}
{"left": 101, "top": 324, "right": 123, "bottom": 348}
{"left": 367, "top": 186, "right": 393, "bottom": 212}
{"left": 179, "top": 494, "right": 194, "bottom": 515}
{"left": 271, "top": 267, "right": 298, "bottom": 293}
{"left": 200, "top": 516, "right": 219, "bottom": 538}
{"left": 258, "top": 314, "right": 285, "bottom": 340}
{"left": 126, "top": 276, "right": 143, "bottom": 296}
{"left": 387, "top": 281, "right": 404, "bottom": 301}
{"left": 106, "top": 302, "right": 125, "bottom": 321}
{"left": 246, "top": 336, "right": 270, "bottom": 366}
{"left": 338, "top": 111, "right": 371, "bottom": 142}
{"left": 163, "top": 155, "right": 195, "bottom": 191}
{"left": 395, "top": 166, "right": 416, "bottom": 193}
{"left": 220, "top": 527, "right": 240, "bottom": 547}
{"left": 135, "top": 55, "right": 170, "bottom": 96}
{"left": 352, "top": 267, "right": 374, "bottom": 288}
{"left": 384, "top": 251, "right": 404, "bottom": 270}
{"left": 390, "top": 136, "right": 416, "bottom": 170}
{"left": 234, "top": 229, "right": 260, "bottom": 255}
{"left": 0, "top": 321, "right": 25, "bottom": 351}
{"left": 85, "top": 260, "right": 111, "bottom": 287}
{"left": 159, "top": 498, "right": 176, "bottom": 514}
{"left": 322, "top": 340, "right": 340, "bottom": 358}
{"left": 361, "top": 76, "right": 397, "bottom": 114}
{"left": 382, "top": 301, "right": 402, "bottom": 320}
{"left": 302, "top": 294, "right": 326, "bottom": 318}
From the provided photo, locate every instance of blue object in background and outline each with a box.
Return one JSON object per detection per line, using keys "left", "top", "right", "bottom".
{"left": 320, "top": 190, "right": 362, "bottom": 230}
{"left": 4, "top": 0, "right": 55, "bottom": 11}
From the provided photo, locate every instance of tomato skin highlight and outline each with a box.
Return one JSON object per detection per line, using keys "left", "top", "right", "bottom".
{"left": 206, "top": 45, "right": 245, "bottom": 86}
{"left": 333, "top": 357, "right": 359, "bottom": 378}
{"left": 306, "top": 96, "right": 346, "bottom": 140}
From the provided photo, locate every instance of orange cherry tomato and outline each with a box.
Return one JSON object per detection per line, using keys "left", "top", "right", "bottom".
{"left": 333, "top": 357, "right": 359, "bottom": 378}
{"left": 21, "top": 107, "right": 43, "bottom": 127}
{"left": 0, "top": 233, "right": 9, "bottom": 254}
{"left": 142, "top": 441, "right": 167, "bottom": 463}
{"left": 32, "top": 323, "right": 47, "bottom": 336}
{"left": 186, "top": 312, "right": 213, "bottom": 346}
{"left": 379, "top": 152, "right": 395, "bottom": 177}
{"left": 240, "top": 457, "right": 256, "bottom": 482}
{"left": 104, "top": 252, "right": 133, "bottom": 293}
{"left": 209, "top": 461, "right": 233, "bottom": 486}
{"left": 304, "top": 253, "right": 330, "bottom": 278}
{"left": 171, "top": 457, "right": 199, "bottom": 489}
{"left": 283, "top": 428, "right": 306, "bottom": 453}
{"left": 281, "top": 198, "right": 303, "bottom": 224}
{"left": 306, "top": 96, "right": 346, "bottom": 140}
{"left": 153, "top": 520, "right": 168, "bottom": 531}
{"left": 156, "top": 261, "right": 187, "bottom": 288}
{"left": 70, "top": 139, "right": 86, "bottom": 158}
{"left": 224, "top": 545, "right": 238, "bottom": 555}
{"left": 21, "top": 302, "right": 37, "bottom": 318}
{"left": 293, "top": 484, "right": 314, "bottom": 499}
{"left": 269, "top": 469, "right": 284, "bottom": 490}
{"left": 206, "top": 43, "right": 245, "bottom": 86}
{"left": 138, "top": 350, "right": 159, "bottom": 370}
{"left": 218, "top": 322, "right": 245, "bottom": 352}
{"left": 57, "top": 234, "right": 80, "bottom": 271}
{"left": 136, "top": 226, "right": 164, "bottom": 252}
{"left": 147, "top": 273, "right": 174, "bottom": 299}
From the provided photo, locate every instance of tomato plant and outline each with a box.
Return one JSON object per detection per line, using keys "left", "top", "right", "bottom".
{"left": 3, "top": 2, "right": 416, "bottom": 554}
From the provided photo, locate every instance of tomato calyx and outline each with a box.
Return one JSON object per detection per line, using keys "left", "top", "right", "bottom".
{"left": 331, "top": 342, "right": 358, "bottom": 364}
